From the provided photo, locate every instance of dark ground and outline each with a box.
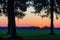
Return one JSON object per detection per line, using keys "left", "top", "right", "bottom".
{"left": 0, "top": 27, "right": 60, "bottom": 40}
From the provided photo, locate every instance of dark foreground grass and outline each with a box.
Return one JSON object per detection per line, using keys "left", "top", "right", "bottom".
{"left": 0, "top": 29, "right": 60, "bottom": 40}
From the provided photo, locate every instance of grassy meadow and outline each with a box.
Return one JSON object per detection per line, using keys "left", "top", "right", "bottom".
{"left": 0, "top": 29, "right": 60, "bottom": 40}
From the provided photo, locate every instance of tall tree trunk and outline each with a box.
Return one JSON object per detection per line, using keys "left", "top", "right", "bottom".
{"left": 7, "top": 0, "right": 17, "bottom": 37}
{"left": 50, "top": 0, "right": 54, "bottom": 35}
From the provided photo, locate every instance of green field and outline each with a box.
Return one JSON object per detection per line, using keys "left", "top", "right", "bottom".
{"left": 0, "top": 30, "right": 60, "bottom": 40}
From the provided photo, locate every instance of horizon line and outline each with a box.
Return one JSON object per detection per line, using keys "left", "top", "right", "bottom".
{"left": 0, "top": 26, "right": 60, "bottom": 28}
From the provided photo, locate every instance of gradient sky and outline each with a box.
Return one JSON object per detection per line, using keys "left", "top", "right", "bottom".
{"left": 0, "top": 6, "right": 60, "bottom": 28}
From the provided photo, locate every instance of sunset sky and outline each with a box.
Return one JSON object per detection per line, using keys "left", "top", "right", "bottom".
{"left": 0, "top": 5, "right": 60, "bottom": 28}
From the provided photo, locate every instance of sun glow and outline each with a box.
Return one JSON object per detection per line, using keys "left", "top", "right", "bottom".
{"left": 0, "top": 4, "right": 60, "bottom": 28}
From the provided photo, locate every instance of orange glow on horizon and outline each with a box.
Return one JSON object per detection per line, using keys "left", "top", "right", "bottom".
{"left": 0, "top": 12, "right": 60, "bottom": 28}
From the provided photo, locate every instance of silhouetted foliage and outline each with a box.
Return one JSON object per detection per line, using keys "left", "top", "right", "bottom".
{"left": 31, "top": 0, "right": 60, "bottom": 19}
{"left": 31, "top": 0, "right": 60, "bottom": 35}
{"left": 0, "top": 0, "right": 60, "bottom": 36}
{"left": 0, "top": 0, "right": 28, "bottom": 18}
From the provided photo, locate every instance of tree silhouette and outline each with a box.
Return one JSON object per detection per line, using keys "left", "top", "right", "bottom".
{"left": 0, "top": 0, "right": 28, "bottom": 40}
{"left": 7, "top": 0, "right": 17, "bottom": 38}
{"left": 44, "top": 0, "right": 60, "bottom": 35}
{"left": 0, "top": 0, "right": 27, "bottom": 39}
{"left": 49, "top": 0, "right": 54, "bottom": 35}
{"left": 8, "top": 0, "right": 28, "bottom": 35}
{"left": 0, "top": 0, "right": 60, "bottom": 36}
{"left": 32, "top": 0, "right": 60, "bottom": 35}
{"left": 0, "top": 0, "right": 27, "bottom": 35}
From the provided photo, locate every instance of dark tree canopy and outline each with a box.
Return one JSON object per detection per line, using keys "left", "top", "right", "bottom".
{"left": 31, "top": 0, "right": 60, "bottom": 19}
{"left": 0, "top": 0, "right": 28, "bottom": 18}
{"left": 0, "top": 0, "right": 60, "bottom": 19}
